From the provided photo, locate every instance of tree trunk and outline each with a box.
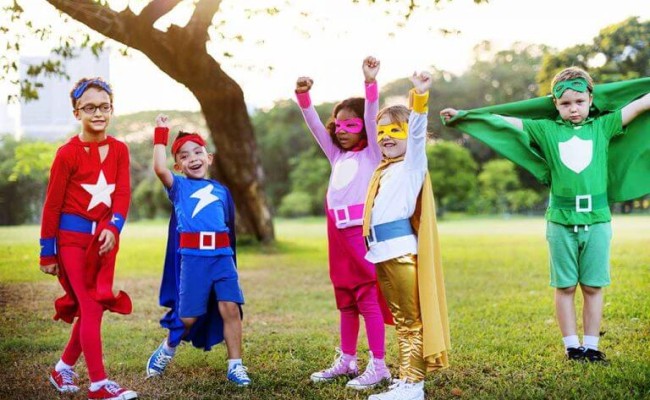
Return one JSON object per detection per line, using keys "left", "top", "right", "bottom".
{"left": 44, "top": 0, "right": 275, "bottom": 242}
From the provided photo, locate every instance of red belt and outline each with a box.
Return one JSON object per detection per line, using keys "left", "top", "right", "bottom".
{"left": 180, "top": 231, "right": 230, "bottom": 250}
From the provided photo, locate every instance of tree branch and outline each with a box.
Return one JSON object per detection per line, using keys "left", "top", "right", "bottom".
{"left": 139, "top": 0, "right": 183, "bottom": 25}
{"left": 187, "top": 0, "right": 222, "bottom": 44}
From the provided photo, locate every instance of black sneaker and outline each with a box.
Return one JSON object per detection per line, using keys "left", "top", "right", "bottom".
{"left": 583, "top": 348, "right": 608, "bottom": 364}
{"left": 566, "top": 346, "right": 586, "bottom": 361}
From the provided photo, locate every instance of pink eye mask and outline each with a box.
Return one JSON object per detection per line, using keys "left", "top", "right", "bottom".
{"left": 334, "top": 118, "right": 364, "bottom": 134}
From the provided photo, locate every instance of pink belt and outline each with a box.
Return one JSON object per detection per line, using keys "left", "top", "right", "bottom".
{"left": 329, "top": 203, "right": 364, "bottom": 225}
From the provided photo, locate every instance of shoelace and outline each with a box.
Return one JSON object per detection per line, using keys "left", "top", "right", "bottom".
{"left": 230, "top": 365, "right": 249, "bottom": 381}
{"left": 59, "top": 369, "right": 77, "bottom": 385}
{"left": 152, "top": 350, "right": 173, "bottom": 369}
{"left": 356, "top": 361, "right": 377, "bottom": 381}
{"left": 102, "top": 381, "right": 122, "bottom": 395}
{"left": 324, "top": 348, "right": 350, "bottom": 373}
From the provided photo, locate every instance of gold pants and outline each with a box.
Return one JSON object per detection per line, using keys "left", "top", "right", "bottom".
{"left": 376, "top": 254, "right": 425, "bottom": 383}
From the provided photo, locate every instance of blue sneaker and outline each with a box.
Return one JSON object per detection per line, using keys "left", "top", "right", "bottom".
{"left": 227, "top": 363, "right": 251, "bottom": 387}
{"left": 146, "top": 340, "right": 174, "bottom": 378}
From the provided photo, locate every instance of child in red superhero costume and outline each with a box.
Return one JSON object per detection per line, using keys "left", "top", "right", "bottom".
{"left": 39, "top": 77, "right": 137, "bottom": 400}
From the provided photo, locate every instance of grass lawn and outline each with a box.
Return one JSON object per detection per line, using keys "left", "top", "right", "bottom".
{"left": 0, "top": 215, "right": 648, "bottom": 399}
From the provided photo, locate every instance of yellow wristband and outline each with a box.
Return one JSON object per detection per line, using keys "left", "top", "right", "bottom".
{"left": 409, "top": 88, "right": 429, "bottom": 114}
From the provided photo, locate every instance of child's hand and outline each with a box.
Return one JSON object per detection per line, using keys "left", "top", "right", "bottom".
{"left": 98, "top": 229, "right": 116, "bottom": 256}
{"left": 440, "top": 108, "right": 459, "bottom": 122}
{"left": 409, "top": 71, "right": 432, "bottom": 94}
{"left": 296, "top": 77, "right": 313, "bottom": 93}
{"left": 363, "top": 56, "right": 380, "bottom": 82}
{"left": 156, "top": 114, "right": 169, "bottom": 128}
{"left": 40, "top": 263, "right": 59, "bottom": 276}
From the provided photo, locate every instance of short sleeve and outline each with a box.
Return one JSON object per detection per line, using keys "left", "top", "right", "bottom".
{"left": 596, "top": 110, "right": 623, "bottom": 140}
{"left": 166, "top": 174, "right": 181, "bottom": 203}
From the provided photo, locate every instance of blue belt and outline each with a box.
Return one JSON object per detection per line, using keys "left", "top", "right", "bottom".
{"left": 60, "top": 213, "right": 97, "bottom": 234}
{"left": 365, "top": 218, "right": 414, "bottom": 246}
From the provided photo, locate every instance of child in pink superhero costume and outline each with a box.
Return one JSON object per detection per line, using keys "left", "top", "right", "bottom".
{"left": 295, "top": 56, "right": 392, "bottom": 390}
{"left": 39, "top": 77, "right": 136, "bottom": 400}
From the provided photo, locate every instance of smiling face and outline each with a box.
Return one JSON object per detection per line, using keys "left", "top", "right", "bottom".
{"left": 334, "top": 108, "right": 363, "bottom": 150}
{"left": 377, "top": 114, "right": 407, "bottom": 159}
{"left": 553, "top": 89, "right": 592, "bottom": 124}
{"left": 173, "top": 140, "right": 213, "bottom": 179}
{"left": 73, "top": 87, "right": 113, "bottom": 138}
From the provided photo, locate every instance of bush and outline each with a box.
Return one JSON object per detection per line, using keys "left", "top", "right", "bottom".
{"left": 277, "top": 191, "right": 313, "bottom": 218}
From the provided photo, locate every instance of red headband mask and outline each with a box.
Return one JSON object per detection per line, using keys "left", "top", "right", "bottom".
{"left": 334, "top": 118, "right": 364, "bottom": 134}
{"left": 172, "top": 134, "right": 207, "bottom": 157}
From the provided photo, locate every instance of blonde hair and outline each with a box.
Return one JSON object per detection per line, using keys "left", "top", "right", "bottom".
{"left": 376, "top": 105, "right": 410, "bottom": 127}
{"left": 551, "top": 67, "right": 594, "bottom": 94}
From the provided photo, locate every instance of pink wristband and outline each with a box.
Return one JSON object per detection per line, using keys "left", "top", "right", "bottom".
{"left": 365, "top": 81, "right": 378, "bottom": 102}
{"left": 295, "top": 91, "right": 312, "bottom": 108}
{"left": 154, "top": 127, "right": 169, "bottom": 146}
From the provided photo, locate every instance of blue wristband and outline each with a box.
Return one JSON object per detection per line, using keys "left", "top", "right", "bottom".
{"left": 40, "top": 237, "right": 57, "bottom": 257}
{"left": 110, "top": 213, "right": 126, "bottom": 233}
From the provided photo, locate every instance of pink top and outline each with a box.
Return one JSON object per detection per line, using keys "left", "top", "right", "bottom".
{"left": 297, "top": 82, "right": 382, "bottom": 229}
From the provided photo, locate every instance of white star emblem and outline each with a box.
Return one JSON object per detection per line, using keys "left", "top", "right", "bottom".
{"left": 81, "top": 171, "right": 115, "bottom": 211}
{"left": 111, "top": 214, "right": 121, "bottom": 225}
{"left": 190, "top": 184, "right": 219, "bottom": 218}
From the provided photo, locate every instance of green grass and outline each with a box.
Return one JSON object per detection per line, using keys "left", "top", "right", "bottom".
{"left": 1, "top": 215, "right": 649, "bottom": 399}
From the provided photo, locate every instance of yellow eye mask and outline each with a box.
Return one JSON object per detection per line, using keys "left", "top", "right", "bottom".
{"left": 377, "top": 122, "right": 409, "bottom": 142}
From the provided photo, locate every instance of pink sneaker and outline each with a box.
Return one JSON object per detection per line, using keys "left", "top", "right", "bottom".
{"left": 49, "top": 368, "right": 80, "bottom": 393}
{"left": 87, "top": 380, "right": 138, "bottom": 400}
{"left": 310, "top": 348, "right": 358, "bottom": 382}
{"left": 346, "top": 352, "right": 391, "bottom": 390}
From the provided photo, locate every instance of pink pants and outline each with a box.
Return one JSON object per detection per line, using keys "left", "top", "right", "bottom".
{"left": 327, "top": 213, "right": 386, "bottom": 358}
{"left": 59, "top": 246, "right": 106, "bottom": 382}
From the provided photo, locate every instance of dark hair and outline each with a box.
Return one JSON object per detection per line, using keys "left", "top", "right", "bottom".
{"left": 325, "top": 97, "right": 365, "bottom": 150}
{"left": 69, "top": 77, "right": 113, "bottom": 108}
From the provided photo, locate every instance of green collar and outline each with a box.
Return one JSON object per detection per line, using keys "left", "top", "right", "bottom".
{"left": 555, "top": 115, "right": 594, "bottom": 127}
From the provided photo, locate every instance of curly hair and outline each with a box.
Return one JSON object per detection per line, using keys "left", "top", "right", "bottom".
{"left": 325, "top": 97, "right": 365, "bottom": 150}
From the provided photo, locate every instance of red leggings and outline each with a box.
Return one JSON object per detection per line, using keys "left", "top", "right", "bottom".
{"left": 59, "top": 246, "right": 106, "bottom": 382}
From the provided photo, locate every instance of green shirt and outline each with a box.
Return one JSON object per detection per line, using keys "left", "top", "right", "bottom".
{"left": 523, "top": 111, "right": 623, "bottom": 225}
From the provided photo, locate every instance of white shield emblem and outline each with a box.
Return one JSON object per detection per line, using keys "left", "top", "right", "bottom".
{"left": 558, "top": 136, "right": 592, "bottom": 174}
{"left": 331, "top": 158, "right": 358, "bottom": 190}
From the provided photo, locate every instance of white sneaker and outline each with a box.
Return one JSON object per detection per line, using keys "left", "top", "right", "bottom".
{"left": 368, "top": 379, "right": 424, "bottom": 400}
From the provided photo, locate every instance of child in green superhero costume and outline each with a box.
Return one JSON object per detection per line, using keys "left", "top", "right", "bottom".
{"left": 440, "top": 67, "right": 650, "bottom": 362}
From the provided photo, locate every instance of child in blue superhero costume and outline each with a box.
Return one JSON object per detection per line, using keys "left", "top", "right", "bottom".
{"left": 146, "top": 114, "right": 251, "bottom": 387}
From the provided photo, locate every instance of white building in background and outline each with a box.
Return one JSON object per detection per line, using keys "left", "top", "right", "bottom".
{"left": 0, "top": 103, "right": 16, "bottom": 137}
{"left": 19, "top": 48, "right": 110, "bottom": 141}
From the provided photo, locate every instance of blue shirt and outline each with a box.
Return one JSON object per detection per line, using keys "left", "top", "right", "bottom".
{"left": 167, "top": 175, "right": 233, "bottom": 257}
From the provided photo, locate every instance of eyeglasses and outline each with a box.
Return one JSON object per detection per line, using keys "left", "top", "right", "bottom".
{"left": 77, "top": 103, "right": 112, "bottom": 115}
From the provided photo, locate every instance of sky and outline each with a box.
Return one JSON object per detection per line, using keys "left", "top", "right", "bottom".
{"left": 2, "top": 0, "right": 649, "bottom": 115}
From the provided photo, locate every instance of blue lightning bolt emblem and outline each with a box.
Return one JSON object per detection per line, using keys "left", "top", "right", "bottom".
{"left": 190, "top": 184, "right": 219, "bottom": 218}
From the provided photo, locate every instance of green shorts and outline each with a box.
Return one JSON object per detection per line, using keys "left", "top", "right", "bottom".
{"left": 545, "top": 221, "right": 612, "bottom": 288}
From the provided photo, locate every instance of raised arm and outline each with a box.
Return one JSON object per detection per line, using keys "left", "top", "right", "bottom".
{"left": 621, "top": 93, "right": 650, "bottom": 127}
{"left": 153, "top": 114, "right": 174, "bottom": 188}
{"left": 404, "top": 71, "right": 432, "bottom": 170}
{"left": 363, "top": 56, "right": 382, "bottom": 159}
{"left": 295, "top": 77, "right": 338, "bottom": 161}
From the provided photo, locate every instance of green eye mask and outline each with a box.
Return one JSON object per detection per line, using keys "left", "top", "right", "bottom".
{"left": 552, "top": 78, "right": 589, "bottom": 99}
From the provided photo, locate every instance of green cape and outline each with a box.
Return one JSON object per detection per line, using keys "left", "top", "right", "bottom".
{"left": 444, "top": 77, "right": 650, "bottom": 202}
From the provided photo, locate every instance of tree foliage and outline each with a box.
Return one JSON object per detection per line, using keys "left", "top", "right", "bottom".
{"left": 538, "top": 17, "right": 650, "bottom": 94}
{"left": 426, "top": 141, "right": 477, "bottom": 213}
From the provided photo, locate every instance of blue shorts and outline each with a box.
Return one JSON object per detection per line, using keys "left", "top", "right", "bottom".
{"left": 178, "top": 254, "right": 244, "bottom": 318}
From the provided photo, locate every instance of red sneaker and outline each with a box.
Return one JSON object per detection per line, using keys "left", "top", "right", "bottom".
{"left": 49, "top": 368, "right": 80, "bottom": 393}
{"left": 87, "top": 381, "right": 138, "bottom": 400}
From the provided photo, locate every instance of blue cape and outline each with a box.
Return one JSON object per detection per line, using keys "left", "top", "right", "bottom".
{"left": 158, "top": 179, "right": 238, "bottom": 351}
